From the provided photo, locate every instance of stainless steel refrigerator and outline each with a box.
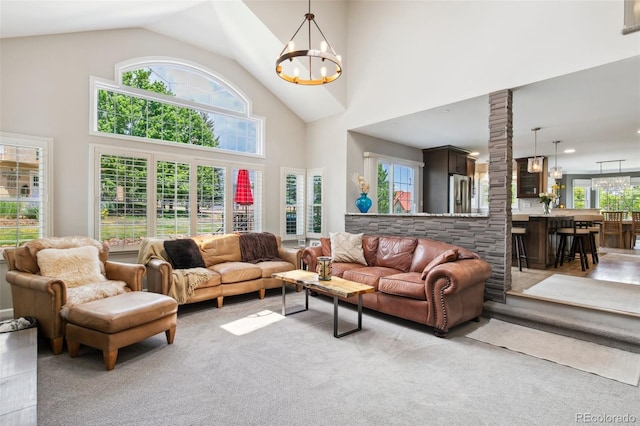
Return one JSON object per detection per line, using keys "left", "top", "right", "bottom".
{"left": 449, "top": 174, "right": 471, "bottom": 214}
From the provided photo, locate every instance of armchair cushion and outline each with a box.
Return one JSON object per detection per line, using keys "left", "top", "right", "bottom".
{"left": 36, "top": 245, "right": 106, "bottom": 288}
{"left": 163, "top": 239, "right": 206, "bottom": 269}
{"left": 60, "top": 281, "right": 129, "bottom": 318}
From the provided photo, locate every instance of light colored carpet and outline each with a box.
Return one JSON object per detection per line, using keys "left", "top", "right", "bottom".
{"left": 220, "top": 309, "right": 285, "bottom": 335}
{"left": 466, "top": 318, "right": 640, "bottom": 386}
{"left": 522, "top": 274, "right": 640, "bottom": 315}
{"left": 36, "top": 290, "right": 640, "bottom": 425}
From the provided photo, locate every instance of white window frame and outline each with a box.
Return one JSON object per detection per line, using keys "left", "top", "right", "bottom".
{"left": 280, "top": 168, "right": 305, "bottom": 241}
{"left": 306, "top": 168, "right": 324, "bottom": 239}
{"left": 0, "top": 132, "right": 53, "bottom": 246}
{"left": 90, "top": 144, "right": 264, "bottom": 250}
{"left": 363, "top": 152, "right": 423, "bottom": 214}
{"left": 89, "top": 57, "right": 265, "bottom": 158}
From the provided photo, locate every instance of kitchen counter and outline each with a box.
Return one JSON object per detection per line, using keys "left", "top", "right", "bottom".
{"left": 512, "top": 215, "right": 571, "bottom": 269}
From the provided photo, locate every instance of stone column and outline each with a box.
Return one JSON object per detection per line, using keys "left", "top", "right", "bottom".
{"left": 487, "top": 89, "right": 513, "bottom": 300}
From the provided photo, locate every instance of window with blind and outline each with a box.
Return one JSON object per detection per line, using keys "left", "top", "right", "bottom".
{"left": 282, "top": 168, "right": 305, "bottom": 240}
{"left": 94, "top": 146, "right": 263, "bottom": 249}
{"left": 306, "top": 169, "right": 323, "bottom": 238}
{"left": 0, "top": 133, "right": 52, "bottom": 248}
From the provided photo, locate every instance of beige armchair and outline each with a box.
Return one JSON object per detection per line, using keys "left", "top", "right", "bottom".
{"left": 3, "top": 237, "right": 145, "bottom": 355}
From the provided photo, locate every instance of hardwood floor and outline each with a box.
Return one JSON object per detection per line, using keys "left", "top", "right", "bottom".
{"left": 510, "top": 245, "right": 640, "bottom": 293}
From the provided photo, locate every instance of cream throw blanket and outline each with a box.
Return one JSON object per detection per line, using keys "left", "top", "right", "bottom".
{"left": 138, "top": 238, "right": 213, "bottom": 304}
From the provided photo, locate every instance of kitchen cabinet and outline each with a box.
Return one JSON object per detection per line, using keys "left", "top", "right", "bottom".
{"left": 423, "top": 146, "right": 475, "bottom": 213}
{"left": 515, "top": 157, "right": 546, "bottom": 198}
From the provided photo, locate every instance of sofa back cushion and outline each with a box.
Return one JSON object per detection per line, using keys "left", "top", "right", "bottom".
{"left": 409, "top": 238, "right": 478, "bottom": 272}
{"left": 192, "top": 234, "right": 241, "bottom": 267}
{"left": 362, "top": 235, "right": 379, "bottom": 266}
{"left": 375, "top": 236, "right": 417, "bottom": 273}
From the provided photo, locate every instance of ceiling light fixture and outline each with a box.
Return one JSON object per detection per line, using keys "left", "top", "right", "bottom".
{"left": 591, "top": 160, "right": 630, "bottom": 196}
{"left": 549, "top": 140, "right": 563, "bottom": 179}
{"left": 275, "top": 0, "right": 342, "bottom": 85}
{"left": 527, "top": 127, "right": 544, "bottom": 173}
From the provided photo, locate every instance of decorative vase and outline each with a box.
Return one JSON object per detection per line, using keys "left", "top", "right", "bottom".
{"left": 542, "top": 202, "right": 551, "bottom": 215}
{"left": 355, "top": 193, "right": 372, "bottom": 213}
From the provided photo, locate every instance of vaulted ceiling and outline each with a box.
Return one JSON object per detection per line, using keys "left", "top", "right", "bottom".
{"left": 1, "top": 0, "right": 639, "bottom": 174}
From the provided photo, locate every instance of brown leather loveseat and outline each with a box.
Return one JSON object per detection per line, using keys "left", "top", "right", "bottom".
{"left": 302, "top": 234, "right": 492, "bottom": 337}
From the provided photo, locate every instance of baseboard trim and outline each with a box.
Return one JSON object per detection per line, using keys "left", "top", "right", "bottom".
{"left": 0, "top": 308, "right": 14, "bottom": 321}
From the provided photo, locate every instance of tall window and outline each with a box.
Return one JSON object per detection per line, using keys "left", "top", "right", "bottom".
{"left": 572, "top": 179, "right": 592, "bottom": 209}
{"left": 94, "top": 149, "right": 262, "bottom": 249}
{"left": 365, "top": 152, "right": 421, "bottom": 214}
{"left": 92, "top": 59, "right": 263, "bottom": 155}
{"left": 91, "top": 60, "right": 265, "bottom": 249}
{"left": 306, "top": 169, "right": 324, "bottom": 238}
{"left": 0, "top": 133, "right": 52, "bottom": 248}
{"left": 282, "top": 168, "right": 305, "bottom": 240}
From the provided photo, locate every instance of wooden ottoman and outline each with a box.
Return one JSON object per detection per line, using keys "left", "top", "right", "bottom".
{"left": 65, "top": 292, "right": 178, "bottom": 370}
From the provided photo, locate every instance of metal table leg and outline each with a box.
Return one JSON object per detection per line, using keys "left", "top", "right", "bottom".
{"left": 282, "top": 280, "right": 308, "bottom": 316}
{"left": 333, "top": 294, "right": 364, "bottom": 338}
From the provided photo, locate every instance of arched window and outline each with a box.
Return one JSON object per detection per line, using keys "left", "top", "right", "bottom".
{"left": 90, "top": 59, "right": 265, "bottom": 249}
{"left": 93, "top": 59, "right": 263, "bottom": 155}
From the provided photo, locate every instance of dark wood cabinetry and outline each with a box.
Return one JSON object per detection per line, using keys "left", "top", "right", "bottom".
{"left": 448, "top": 151, "right": 468, "bottom": 175}
{"left": 423, "top": 146, "right": 475, "bottom": 213}
{"left": 515, "top": 157, "right": 546, "bottom": 198}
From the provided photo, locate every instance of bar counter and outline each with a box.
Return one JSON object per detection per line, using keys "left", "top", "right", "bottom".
{"left": 512, "top": 214, "right": 573, "bottom": 269}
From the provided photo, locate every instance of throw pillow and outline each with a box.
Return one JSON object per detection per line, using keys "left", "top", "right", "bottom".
{"left": 163, "top": 239, "right": 206, "bottom": 269}
{"left": 421, "top": 248, "right": 459, "bottom": 279}
{"left": 36, "top": 245, "right": 106, "bottom": 288}
{"left": 330, "top": 232, "right": 367, "bottom": 265}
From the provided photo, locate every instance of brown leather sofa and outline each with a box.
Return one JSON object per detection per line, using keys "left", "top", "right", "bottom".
{"left": 302, "top": 235, "right": 492, "bottom": 337}
{"left": 141, "top": 233, "right": 302, "bottom": 307}
{"left": 3, "top": 237, "right": 145, "bottom": 354}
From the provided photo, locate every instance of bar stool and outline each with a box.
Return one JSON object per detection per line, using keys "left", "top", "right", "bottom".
{"left": 575, "top": 220, "right": 599, "bottom": 264}
{"left": 512, "top": 227, "right": 528, "bottom": 271}
{"left": 555, "top": 224, "right": 590, "bottom": 271}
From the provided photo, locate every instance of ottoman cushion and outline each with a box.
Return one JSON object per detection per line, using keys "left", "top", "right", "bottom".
{"left": 65, "top": 292, "right": 177, "bottom": 334}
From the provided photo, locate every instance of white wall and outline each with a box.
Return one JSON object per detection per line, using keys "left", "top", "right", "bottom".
{"left": 344, "top": 1, "right": 640, "bottom": 130}
{"left": 0, "top": 28, "right": 306, "bottom": 313}
{"left": 0, "top": 28, "right": 306, "bottom": 236}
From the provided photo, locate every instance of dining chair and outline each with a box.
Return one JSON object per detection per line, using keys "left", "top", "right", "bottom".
{"left": 601, "top": 211, "right": 624, "bottom": 249}
{"left": 631, "top": 211, "right": 640, "bottom": 249}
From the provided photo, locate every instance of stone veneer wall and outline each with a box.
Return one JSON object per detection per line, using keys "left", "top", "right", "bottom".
{"left": 346, "top": 89, "right": 513, "bottom": 303}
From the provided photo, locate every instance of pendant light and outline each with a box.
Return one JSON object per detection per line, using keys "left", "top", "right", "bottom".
{"left": 275, "top": 0, "right": 343, "bottom": 85}
{"left": 549, "top": 140, "right": 563, "bottom": 179}
{"left": 527, "top": 127, "right": 544, "bottom": 173}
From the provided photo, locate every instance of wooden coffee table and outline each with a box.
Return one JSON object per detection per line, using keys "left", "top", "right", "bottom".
{"left": 272, "top": 270, "right": 375, "bottom": 338}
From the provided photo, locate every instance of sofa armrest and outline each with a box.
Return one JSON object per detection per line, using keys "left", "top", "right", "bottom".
{"left": 424, "top": 259, "right": 492, "bottom": 296}
{"left": 301, "top": 246, "right": 324, "bottom": 272}
{"left": 278, "top": 247, "right": 302, "bottom": 269}
{"left": 104, "top": 261, "right": 146, "bottom": 292}
{"left": 5, "top": 270, "right": 66, "bottom": 300}
{"left": 424, "top": 259, "right": 492, "bottom": 336}
{"left": 5, "top": 270, "right": 67, "bottom": 347}
{"left": 146, "top": 258, "right": 173, "bottom": 295}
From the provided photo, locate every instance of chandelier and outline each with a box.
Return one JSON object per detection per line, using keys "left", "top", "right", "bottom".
{"left": 275, "top": 0, "right": 343, "bottom": 85}
{"left": 591, "top": 160, "right": 631, "bottom": 196}
{"left": 527, "top": 127, "right": 544, "bottom": 173}
{"left": 549, "top": 140, "right": 563, "bottom": 179}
